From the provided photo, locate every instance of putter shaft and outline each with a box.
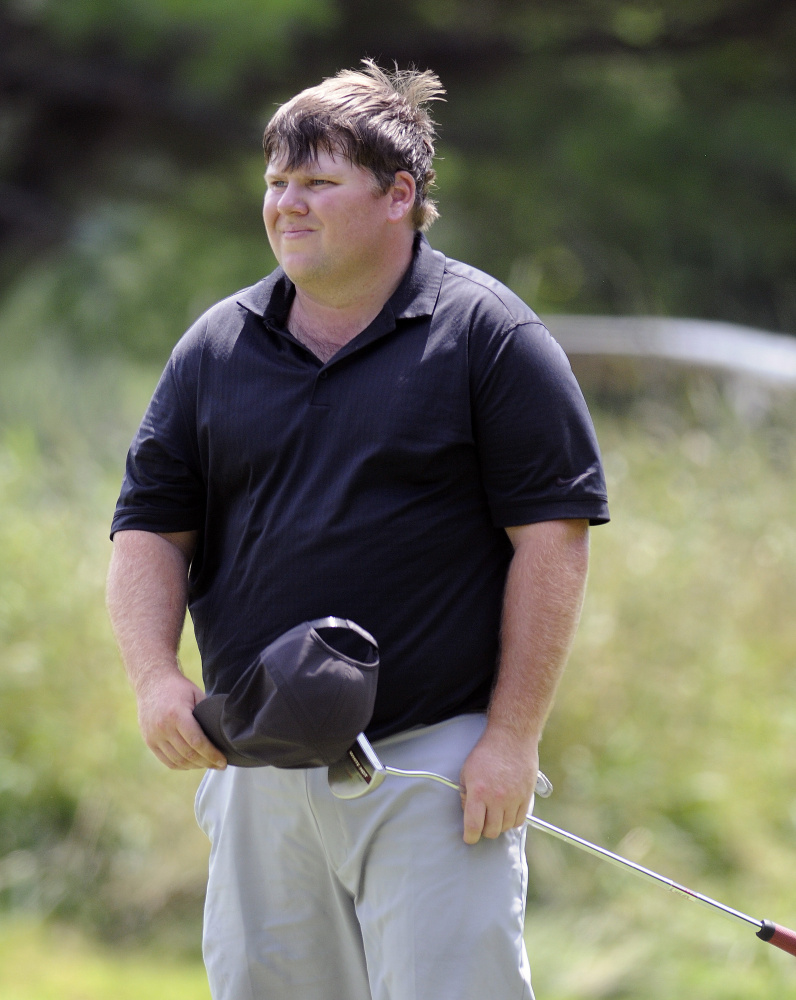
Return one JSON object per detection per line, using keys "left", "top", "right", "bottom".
{"left": 525, "top": 814, "right": 796, "bottom": 957}
{"left": 384, "top": 764, "right": 553, "bottom": 798}
{"left": 385, "top": 765, "right": 461, "bottom": 791}
{"left": 526, "top": 815, "right": 759, "bottom": 927}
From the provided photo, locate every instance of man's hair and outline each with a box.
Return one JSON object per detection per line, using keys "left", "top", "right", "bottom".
{"left": 263, "top": 60, "right": 445, "bottom": 231}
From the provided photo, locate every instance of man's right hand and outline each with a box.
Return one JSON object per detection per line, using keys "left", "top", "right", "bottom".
{"left": 107, "top": 529, "right": 226, "bottom": 771}
{"left": 136, "top": 670, "right": 227, "bottom": 771}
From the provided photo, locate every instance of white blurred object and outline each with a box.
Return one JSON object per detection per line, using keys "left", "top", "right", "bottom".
{"left": 548, "top": 316, "right": 796, "bottom": 385}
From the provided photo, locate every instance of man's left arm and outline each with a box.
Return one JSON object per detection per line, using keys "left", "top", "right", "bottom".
{"left": 459, "top": 518, "right": 590, "bottom": 844}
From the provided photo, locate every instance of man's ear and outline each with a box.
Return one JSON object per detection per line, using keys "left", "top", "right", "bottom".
{"left": 386, "top": 170, "right": 417, "bottom": 224}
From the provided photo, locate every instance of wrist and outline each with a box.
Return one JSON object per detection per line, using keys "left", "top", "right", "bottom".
{"left": 483, "top": 715, "right": 541, "bottom": 755}
{"left": 130, "top": 656, "right": 185, "bottom": 699}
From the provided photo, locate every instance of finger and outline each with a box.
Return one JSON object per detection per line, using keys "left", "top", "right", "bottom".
{"left": 462, "top": 797, "right": 487, "bottom": 845}
{"left": 481, "top": 806, "right": 506, "bottom": 840}
{"left": 168, "top": 713, "right": 227, "bottom": 770}
{"left": 166, "top": 742, "right": 210, "bottom": 769}
{"left": 151, "top": 744, "right": 181, "bottom": 770}
{"left": 510, "top": 802, "right": 528, "bottom": 829}
{"left": 173, "top": 722, "right": 227, "bottom": 770}
{"left": 152, "top": 738, "right": 206, "bottom": 770}
{"left": 146, "top": 722, "right": 222, "bottom": 771}
{"left": 187, "top": 732, "right": 227, "bottom": 769}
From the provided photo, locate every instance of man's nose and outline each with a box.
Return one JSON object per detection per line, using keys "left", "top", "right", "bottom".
{"left": 277, "top": 182, "right": 308, "bottom": 214}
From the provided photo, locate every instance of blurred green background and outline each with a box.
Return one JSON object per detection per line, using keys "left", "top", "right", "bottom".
{"left": 1, "top": 1, "right": 795, "bottom": 997}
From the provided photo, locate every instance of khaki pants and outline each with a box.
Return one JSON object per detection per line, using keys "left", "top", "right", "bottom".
{"left": 195, "top": 714, "right": 534, "bottom": 1000}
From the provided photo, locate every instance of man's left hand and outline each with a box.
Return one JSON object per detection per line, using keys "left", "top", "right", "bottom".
{"left": 459, "top": 726, "right": 539, "bottom": 844}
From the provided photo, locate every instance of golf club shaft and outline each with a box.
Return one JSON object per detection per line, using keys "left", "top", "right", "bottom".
{"left": 384, "top": 764, "right": 553, "bottom": 798}
{"left": 526, "top": 814, "right": 796, "bottom": 957}
{"left": 385, "top": 765, "right": 461, "bottom": 791}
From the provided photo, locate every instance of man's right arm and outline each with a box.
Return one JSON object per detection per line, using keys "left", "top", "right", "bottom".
{"left": 106, "top": 529, "right": 227, "bottom": 771}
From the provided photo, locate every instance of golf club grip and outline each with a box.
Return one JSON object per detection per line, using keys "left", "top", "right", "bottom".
{"left": 756, "top": 920, "right": 796, "bottom": 957}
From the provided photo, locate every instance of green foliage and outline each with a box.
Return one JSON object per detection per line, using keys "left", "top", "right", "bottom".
{"left": 18, "top": 0, "right": 336, "bottom": 92}
{"left": 2, "top": 0, "right": 795, "bottom": 360}
{"left": 0, "top": 351, "right": 208, "bottom": 948}
{"left": 440, "top": 51, "right": 796, "bottom": 329}
{"left": 0, "top": 166, "right": 271, "bottom": 364}
{"left": 525, "top": 375, "right": 796, "bottom": 996}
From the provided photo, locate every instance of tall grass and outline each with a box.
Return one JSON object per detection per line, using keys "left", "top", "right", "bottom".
{"left": 0, "top": 919, "right": 210, "bottom": 1000}
{"left": 1, "top": 348, "right": 795, "bottom": 996}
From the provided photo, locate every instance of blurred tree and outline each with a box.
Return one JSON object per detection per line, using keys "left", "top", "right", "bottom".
{"left": 0, "top": 0, "right": 794, "bottom": 359}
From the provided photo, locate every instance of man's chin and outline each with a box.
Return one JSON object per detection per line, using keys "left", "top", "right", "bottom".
{"left": 279, "top": 257, "right": 332, "bottom": 290}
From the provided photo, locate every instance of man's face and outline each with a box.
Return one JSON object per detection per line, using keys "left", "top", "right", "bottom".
{"left": 263, "top": 150, "right": 406, "bottom": 294}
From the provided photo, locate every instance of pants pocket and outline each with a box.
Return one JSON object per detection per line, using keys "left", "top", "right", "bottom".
{"left": 194, "top": 768, "right": 214, "bottom": 837}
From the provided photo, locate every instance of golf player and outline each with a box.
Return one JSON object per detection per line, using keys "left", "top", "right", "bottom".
{"left": 107, "top": 61, "right": 609, "bottom": 1000}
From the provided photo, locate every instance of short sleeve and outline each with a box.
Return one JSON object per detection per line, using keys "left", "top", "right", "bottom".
{"left": 470, "top": 320, "right": 609, "bottom": 527}
{"left": 110, "top": 350, "right": 206, "bottom": 538}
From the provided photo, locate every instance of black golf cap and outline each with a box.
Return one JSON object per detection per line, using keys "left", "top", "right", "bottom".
{"left": 193, "top": 617, "right": 379, "bottom": 768}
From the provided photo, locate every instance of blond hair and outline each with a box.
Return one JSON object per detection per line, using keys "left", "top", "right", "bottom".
{"left": 263, "top": 60, "right": 445, "bottom": 230}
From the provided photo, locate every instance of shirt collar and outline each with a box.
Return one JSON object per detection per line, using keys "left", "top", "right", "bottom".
{"left": 389, "top": 232, "right": 446, "bottom": 320}
{"left": 236, "top": 270, "right": 292, "bottom": 326}
{"left": 236, "top": 233, "right": 446, "bottom": 332}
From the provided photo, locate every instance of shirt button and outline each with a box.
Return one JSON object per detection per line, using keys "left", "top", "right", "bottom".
{"left": 319, "top": 371, "right": 328, "bottom": 380}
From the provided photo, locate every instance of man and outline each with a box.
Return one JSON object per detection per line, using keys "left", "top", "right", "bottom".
{"left": 107, "top": 61, "right": 609, "bottom": 1000}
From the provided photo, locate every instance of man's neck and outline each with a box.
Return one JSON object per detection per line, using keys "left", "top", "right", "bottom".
{"left": 287, "top": 236, "right": 414, "bottom": 363}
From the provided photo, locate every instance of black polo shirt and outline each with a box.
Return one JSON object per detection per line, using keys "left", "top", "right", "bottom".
{"left": 112, "top": 236, "right": 609, "bottom": 738}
